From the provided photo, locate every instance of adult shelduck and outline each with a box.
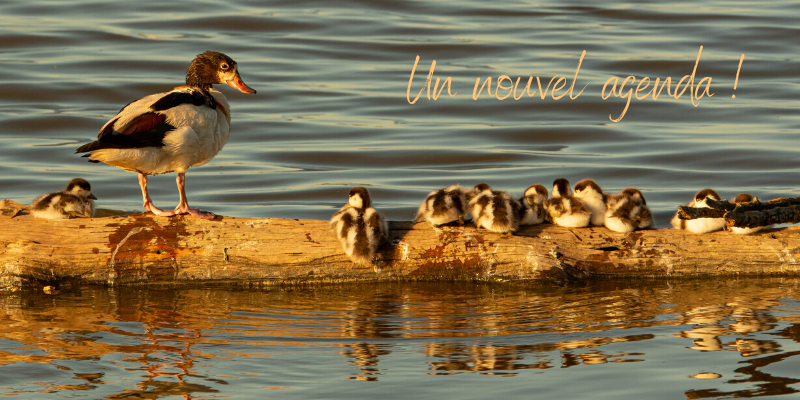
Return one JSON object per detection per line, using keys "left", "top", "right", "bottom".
{"left": 75, "top": 51, "right": 256, "bottom": 219}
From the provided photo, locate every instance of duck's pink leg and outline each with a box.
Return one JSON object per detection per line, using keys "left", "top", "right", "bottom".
{"left": 138, "top": 173, "right": 175, "bottom": 217}
{"left": 173, "top": 172, "right": 216, "bottom": 220}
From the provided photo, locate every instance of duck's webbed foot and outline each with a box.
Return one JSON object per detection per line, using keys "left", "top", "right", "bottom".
{"left": 144, "top": 201, "right": 176, "bottom": 217}
{"left": 174, "top": 204, "right": 216, "bottom": 220}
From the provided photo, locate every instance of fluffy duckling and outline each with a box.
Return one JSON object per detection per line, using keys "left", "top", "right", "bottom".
{"left": 573, "top": 178, "right": 607, "bottom": 226}
{"left": 519, "top": 184, "right": 548, "bottom": 226}
{"left": 414, "top": 185, "right": 470, "bottom": 226}
{"left": 330, "top": 187, "right": 388, "bottom": 266}
{"left": 671, "top": 188, "right": 727, "bottom": 234}
{"left": 730, "top": 193, "right": 768, "bottom": 234}
{"left": 604, "top": 188, "right": 654, "bottom": 232}
{"left": 545, "top": 178, "right": 591, "bottom": 228}
{"left": 75, "top": 51, "right": 256, "bottom": 220}
{"left": 28, "top": 178, "right": 97, "bottom": 220}
{"left": 468, "top": 183, "right": 521, "bottom": 234}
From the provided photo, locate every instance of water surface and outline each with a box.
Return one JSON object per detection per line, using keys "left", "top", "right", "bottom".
{"left": 1, "top": 1, "right": 799, "bottom": 398}
{"left": 3, "top": 279, "right": 800, "bottom": 398}
{"left": 0, "top": 0, "right": 797, "bottom": 225}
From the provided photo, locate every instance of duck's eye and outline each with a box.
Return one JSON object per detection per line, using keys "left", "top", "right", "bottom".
{"left": 221, "top": 63, "right": 229, "bottom": 70}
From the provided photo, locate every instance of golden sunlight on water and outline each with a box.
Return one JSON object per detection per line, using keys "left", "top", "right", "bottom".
{"left": 2, "top": 279, "right": 800, "bottom": 398}
{"left": 1, "top": 0, "right": 800, "bottom": 398}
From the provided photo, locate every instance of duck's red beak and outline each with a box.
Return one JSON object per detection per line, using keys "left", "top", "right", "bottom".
{"left": 226, "top": 72, "right": 257, "bottom": 94}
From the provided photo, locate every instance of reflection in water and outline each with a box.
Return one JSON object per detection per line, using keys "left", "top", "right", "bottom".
{"left": 2, "top": 280, "right": 800, "bottom": 398}
{"left": 677, "top": 301, "right": 780, "bottom": 353}
{"left": 341, "top": 343, "right": 389, "bottom": 381}
{"left": 424, "top": 335, "right": 649, "bottom": 376}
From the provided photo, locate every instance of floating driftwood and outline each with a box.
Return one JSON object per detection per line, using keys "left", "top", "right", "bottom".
{"left": 678, "top": 197, "right": 800, "bottom": 228}
{"left": 2, "top": 208, "right": 800, "bottom": 290}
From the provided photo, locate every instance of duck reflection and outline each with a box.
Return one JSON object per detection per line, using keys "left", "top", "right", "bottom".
{"left": 673, "top": 293, "right": 795, "bottom": 399}
{"left": 2, "top": 280, "right": 800, "bottom": 399}
{"left": 337, "top": 286, "right": 404, "bottom": 380}
{"left": 108, "top": 290, "right": 218, "bottom": 400}
{"left": 341, "top": 342, "right": 390, "bottom": 381}
{"left": 676, "top": 301, "right": 779, "bottom": 355}
{"left": 424, "top": 335, "right": 648, "bottom": 376}
{"left": 0, "top": 288, "right": 219, "bottom": 399}
{"left": 425, "top": 342, "right": 544, "bottom": 375}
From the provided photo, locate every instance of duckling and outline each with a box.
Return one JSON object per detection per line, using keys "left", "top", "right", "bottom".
{"left": 545, "top": 178, "right": 591, "bottom": 228}
{"left": 622, "top": 188, "right": 654, "bottom": 230}
{"left": 670, "top": 188, "right": 727, "bottom": 234}
{"left": 28, "top": 178, "right": 97, "bottom": 220}
{"left": 730, "top": 193, "right": 768, "bottom": 234}
{"left": 468, "top": 183, "right": 521, "bottom": 234}
{"left": 604, "top": 188, "right": 654, "bottom": 232}
{"left": 518, "top": 184, "right": 548, "bottom": 225}
{"left": 414, "top": 185, "right": 470, "bottom": 226}
{"left": 573, "top": 178, "right": 607, "bottom": 226}
{"left": 330, "top": 187, "right": 388, "bottom": 266}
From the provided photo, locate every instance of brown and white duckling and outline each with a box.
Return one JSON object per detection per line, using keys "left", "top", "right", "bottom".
{"left": 518, "top": 184, "right": 548, "bottom": 226}
{"left": 414, "top": 185, "right": 470, "bottom": 226}
{"left": 75, "top": 51, "right": 256, "bottom": 220}
{"left": 468, "top": 183, "right": 521, "bottom": 234}
{"left": 545, "top": 178, "right": 591, "bottom": 228}
{"left": 671, "top": 189, "right": 727, "bottom": 234}
{"left": 573, "top": 178, "right": 607, "bottom": 226}
{"left": 730, "top": 193, "right": 768, "bottom": 234}
{"left": 330, "top": 187, "right": 388, "bottom": 266}
{"left": 28, "top": 178, "right": 97, "bottom": 220}
{"left": 604, "top": 188, "right": 654, "bottom": 232}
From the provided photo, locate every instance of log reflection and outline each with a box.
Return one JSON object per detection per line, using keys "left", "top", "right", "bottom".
{"left": 0, "top": 279, "right": 799, "bottom": 398}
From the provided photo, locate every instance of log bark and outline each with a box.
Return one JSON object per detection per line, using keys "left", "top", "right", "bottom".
{"left": 678, "top": 205, "right": 726, "bottom": 220}
{"left": 726, "top": 205, "right": 800, "bottom": 228}
{"left": 677, "top": 197, "right": 800, "bottom": 228}
{"left": 724, "top": 197, "right": 800, "bottom": 212}
{"left": 2, "top": 212, "right": 800, "bottom": 290}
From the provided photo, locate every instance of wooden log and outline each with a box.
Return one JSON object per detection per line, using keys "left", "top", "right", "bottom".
{"left": 725, "top": 197, "right": 800, "bottom": 212}
{"left": 2, "top": 212, "right": 800, "bottom": 290}
{"left": 677, "top": 198, "right": 740, "bottom": 220}
{"left": 678, "top": 197, "right": 800, "bottom": 228}
{"left": 727, "top": 205, "right": 800, "bottom": 228}
{"left": 678, "top": 205, "right": 726, "bottom": 220}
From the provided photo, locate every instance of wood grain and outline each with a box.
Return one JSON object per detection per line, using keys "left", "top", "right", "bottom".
{"left": 2, "top": 213, "right": 800, "bottom": 290}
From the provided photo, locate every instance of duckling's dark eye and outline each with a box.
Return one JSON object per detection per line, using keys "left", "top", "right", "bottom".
{"left": 221, "top": 63, "right": 229, "bottom": 70}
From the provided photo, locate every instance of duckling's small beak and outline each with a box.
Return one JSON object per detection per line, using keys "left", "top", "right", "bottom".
{"left": 89, "top": 194, "right": 98, "bottom": 200}
{"left": 226, "top": 71, "right": 256, "bottom": 94}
